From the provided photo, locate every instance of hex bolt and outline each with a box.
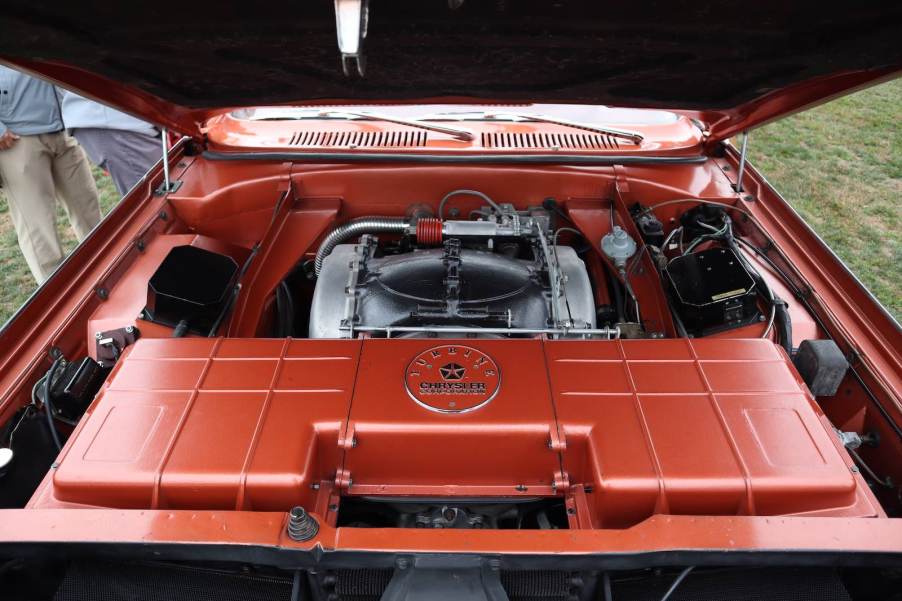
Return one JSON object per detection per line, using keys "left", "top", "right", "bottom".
{"left": 287, "top": 506, "right": 319, "bottom": 542}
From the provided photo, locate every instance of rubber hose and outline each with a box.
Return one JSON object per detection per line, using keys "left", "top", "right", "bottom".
{"left": 42, "top": 358, "right": 63, "bottom": 451}
{"left": 606, "top": 263, "right": 625, "bottom": 323}
{"left": 172, "top": 319, "right": 190, "bottom": 338}
{"left": 314, "top": 217, "right": 409, "bottom": 276}
{"left": 773, "top": 297, "right": 793, "bottom": 355}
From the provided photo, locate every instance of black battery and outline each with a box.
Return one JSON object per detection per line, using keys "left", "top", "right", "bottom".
{"left": 666, "top": 247, "right": 760, "bottom": 335}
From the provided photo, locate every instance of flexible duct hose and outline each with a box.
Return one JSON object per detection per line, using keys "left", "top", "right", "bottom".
{"left": 314, "top": 217, "right": 409, "bottom": 276}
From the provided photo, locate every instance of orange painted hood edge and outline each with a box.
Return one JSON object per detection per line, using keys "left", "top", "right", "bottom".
{"left": 1, "top": 58, "right": 898, "bottom": 145}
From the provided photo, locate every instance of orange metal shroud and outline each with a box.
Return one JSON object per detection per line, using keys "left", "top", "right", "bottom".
{"left": 33, "top": 337, "right": 880, "bottom": 530}
{"left": 0, "top": 144, "right": 897, "bottom": 559}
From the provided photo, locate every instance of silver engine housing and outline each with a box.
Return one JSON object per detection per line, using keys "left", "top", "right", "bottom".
{"left": 309, "top": 241, "right": 595, "bottom": 338}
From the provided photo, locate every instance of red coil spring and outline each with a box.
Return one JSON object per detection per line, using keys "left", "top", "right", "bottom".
{"left": 415, "top": 218, "right": 443, "bottom": 246}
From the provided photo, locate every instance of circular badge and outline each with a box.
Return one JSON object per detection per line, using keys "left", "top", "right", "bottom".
{"left": 405, "top": 345, "right": 501, "bottom": 413}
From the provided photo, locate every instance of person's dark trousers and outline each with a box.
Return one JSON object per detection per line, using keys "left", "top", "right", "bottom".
{"left": 70, "top": 128, "right": 161, "bottom": 197}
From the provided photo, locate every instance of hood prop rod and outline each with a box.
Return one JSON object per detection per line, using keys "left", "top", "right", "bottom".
{"left": 155, "top": 128, "right": 181, "bottom": 195}
{"left": 735, "top": 130, "right": 749, "bottom": 193}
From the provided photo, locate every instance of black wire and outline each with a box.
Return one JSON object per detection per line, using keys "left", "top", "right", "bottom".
{"left": 0, "top": 558, "right": 24, "bottom": 578}
{"left": 275, "top": 282, "right": 286, "bottom": 337}
{"left": 42, "top": 358, "right": 63, "bottom": 451}
{"left": 283, "top": 281, "right": 295, "bottom": 336}
{"left": 734, "top": 237, "right": 799, "bottom": 294}
{"left": 438, "top": 189, "right": 505, "bottom": 220}
{"left": 605, "top": 262, "right": 625, "bottom": 323}
{"left": 602, "top": 572, "right": 613, "bottom": 601}
{"left": 275, "top": 281, "right": 296, "bottom": 337}
{"left": 659, "top": 566, "right": 694, "bottom": 601}
{"left": 735, "top": 236, "right": 902, "bottom": 443}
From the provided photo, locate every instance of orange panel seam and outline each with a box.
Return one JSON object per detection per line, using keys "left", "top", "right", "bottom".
{"left": 151, "top": 337, "right": 224, "bottom": 509}
{"left": 685, "top": 338, "right": 756, "bottom": 515}
{"left": 618, "top": 341, "right": 669, "bottom": 515}
{"left": 235, "top": 337, "right": 291, "bottom": 510}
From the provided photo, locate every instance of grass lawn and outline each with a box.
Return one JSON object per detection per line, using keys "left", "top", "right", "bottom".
{"left": 750, "top": 78, "right": 900, "bottom": 321}
{"left": 0, "top": 80, "right": 899, "bottom": 324}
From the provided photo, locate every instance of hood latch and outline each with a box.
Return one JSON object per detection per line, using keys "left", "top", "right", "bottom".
{"left": 334, "top": 0, "right": 369, "bottom": 77}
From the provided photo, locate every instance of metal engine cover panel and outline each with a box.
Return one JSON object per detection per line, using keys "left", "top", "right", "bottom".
{"left": 37, "top": 337, "right": 879, "bottom": 527}
{"left": 309, "top": 244, "right": 595, "bottom": 338}
{"left": 48, "top": 338, "right": 361, "bottom": 510}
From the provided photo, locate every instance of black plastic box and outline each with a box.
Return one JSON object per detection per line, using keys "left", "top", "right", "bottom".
{"left": 666, "top": 247, "right": 760, "bottom": 335}
{"left": 144, "top": 245, "right": 239, "bottom": 335}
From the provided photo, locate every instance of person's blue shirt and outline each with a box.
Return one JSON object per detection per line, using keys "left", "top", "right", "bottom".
{"left": 0, "top": 65, "right": 64, "bottom": 137}
{"left": 61, "top": 91, "right": 156, "bottom": 135}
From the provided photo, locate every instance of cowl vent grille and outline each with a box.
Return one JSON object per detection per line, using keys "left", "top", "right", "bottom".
{"left": 288, "top": 130, "right": 427, "bottom": 148}
{"left": 481, "top": 132, "right": 622, "bottom": 150}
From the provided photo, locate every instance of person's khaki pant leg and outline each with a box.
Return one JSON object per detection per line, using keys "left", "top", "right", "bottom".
{"left": 0, "top": 135, "right": 65, "bottom": 283}
{"left": 46, "top": 133, "right": 100, "bottom": 242}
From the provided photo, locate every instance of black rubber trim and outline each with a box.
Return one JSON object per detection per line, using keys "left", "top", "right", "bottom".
{"left": 2, "top": 541, "right": 901, "bottom": 570}
{"left": 202, "top": 151, "right": 708, "bottom": 166}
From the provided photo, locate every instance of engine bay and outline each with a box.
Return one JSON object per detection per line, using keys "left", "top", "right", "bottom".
{"left": 2, "top": 158, "right": 889, "bottom": 534}
{"left": 1, "top": 156, "right": 898, "bottom": 600}
{"left": 118, "top": 186, "right": 796, "bottom": 346}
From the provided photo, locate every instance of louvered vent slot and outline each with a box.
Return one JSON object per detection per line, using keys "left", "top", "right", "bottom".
{"left": 288, "top": 130, "right": 427, "bottom": 148}
{"left": 481, "top": 132, "right": 622, "bottom": 150}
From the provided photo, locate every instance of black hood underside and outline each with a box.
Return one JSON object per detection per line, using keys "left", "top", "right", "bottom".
{"left": 0, "top": 1, "right": 899, "bottom": 110}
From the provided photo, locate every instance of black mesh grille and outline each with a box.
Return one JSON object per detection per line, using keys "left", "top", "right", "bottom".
{"left": 53, "top": 562, "right": 851, "bottom": 601}
{"left": 54, "top": 561, "right": 293, "bottom": 601}
{"left": 612, "top": 567, "right": 852, "bottom": 601}
{"left": 501, "top": 570, "right": 573, "bottom": 600}
{"left": 333, "top": 568, "right": 394, "bottom": 601}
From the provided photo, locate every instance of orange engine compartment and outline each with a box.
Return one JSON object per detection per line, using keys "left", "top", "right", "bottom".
{"left": 33, "top": 336, "right": 881, "bottom": 528}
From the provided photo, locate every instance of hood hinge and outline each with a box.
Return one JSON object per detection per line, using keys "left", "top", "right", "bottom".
{"left": 335, "top": 468, "right": 353, "bottom": 490}
{"left": 552, "top": 471, "right": 570, "bottom": 494}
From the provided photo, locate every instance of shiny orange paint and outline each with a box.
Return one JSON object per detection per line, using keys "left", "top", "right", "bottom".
{"left": 44, "top": 338, "right": 357, "bottom": 511}
{"left": 0, "top": 131, "right": 898, "bottom": 562}
{"left": 32, "top": 337, "right": 880, "bottom": 532}
{"left": 203, "top": 109, "right": 704, "bottom": 155}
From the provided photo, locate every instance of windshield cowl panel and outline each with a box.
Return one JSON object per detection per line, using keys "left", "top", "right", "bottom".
{"left": 204, "top": 105, "right": 703, "bottom": 155}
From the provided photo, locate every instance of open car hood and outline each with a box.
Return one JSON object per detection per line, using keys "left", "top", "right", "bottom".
{"left": 0, "top": 1, "right": 899, "bottom": 144}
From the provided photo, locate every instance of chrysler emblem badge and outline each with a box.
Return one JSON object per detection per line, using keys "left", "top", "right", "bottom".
{"left": 405, "top": 345, "right": 501, "bottom": 413}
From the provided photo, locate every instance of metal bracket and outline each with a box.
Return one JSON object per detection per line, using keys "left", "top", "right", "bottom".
{"left": 381, "top": 557, "right": 511, "bottom": 601}
{"left": 334, "top": 0, "right": 369, "bottom": 77}
{"left": 340, "top": 234, "right": 375, "bottom": 338}
{"left": 94, "top": 325, "right": 140, "bottom": 368}
{"left": 547, "top": 427, "right": 567, "bottom": 451}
